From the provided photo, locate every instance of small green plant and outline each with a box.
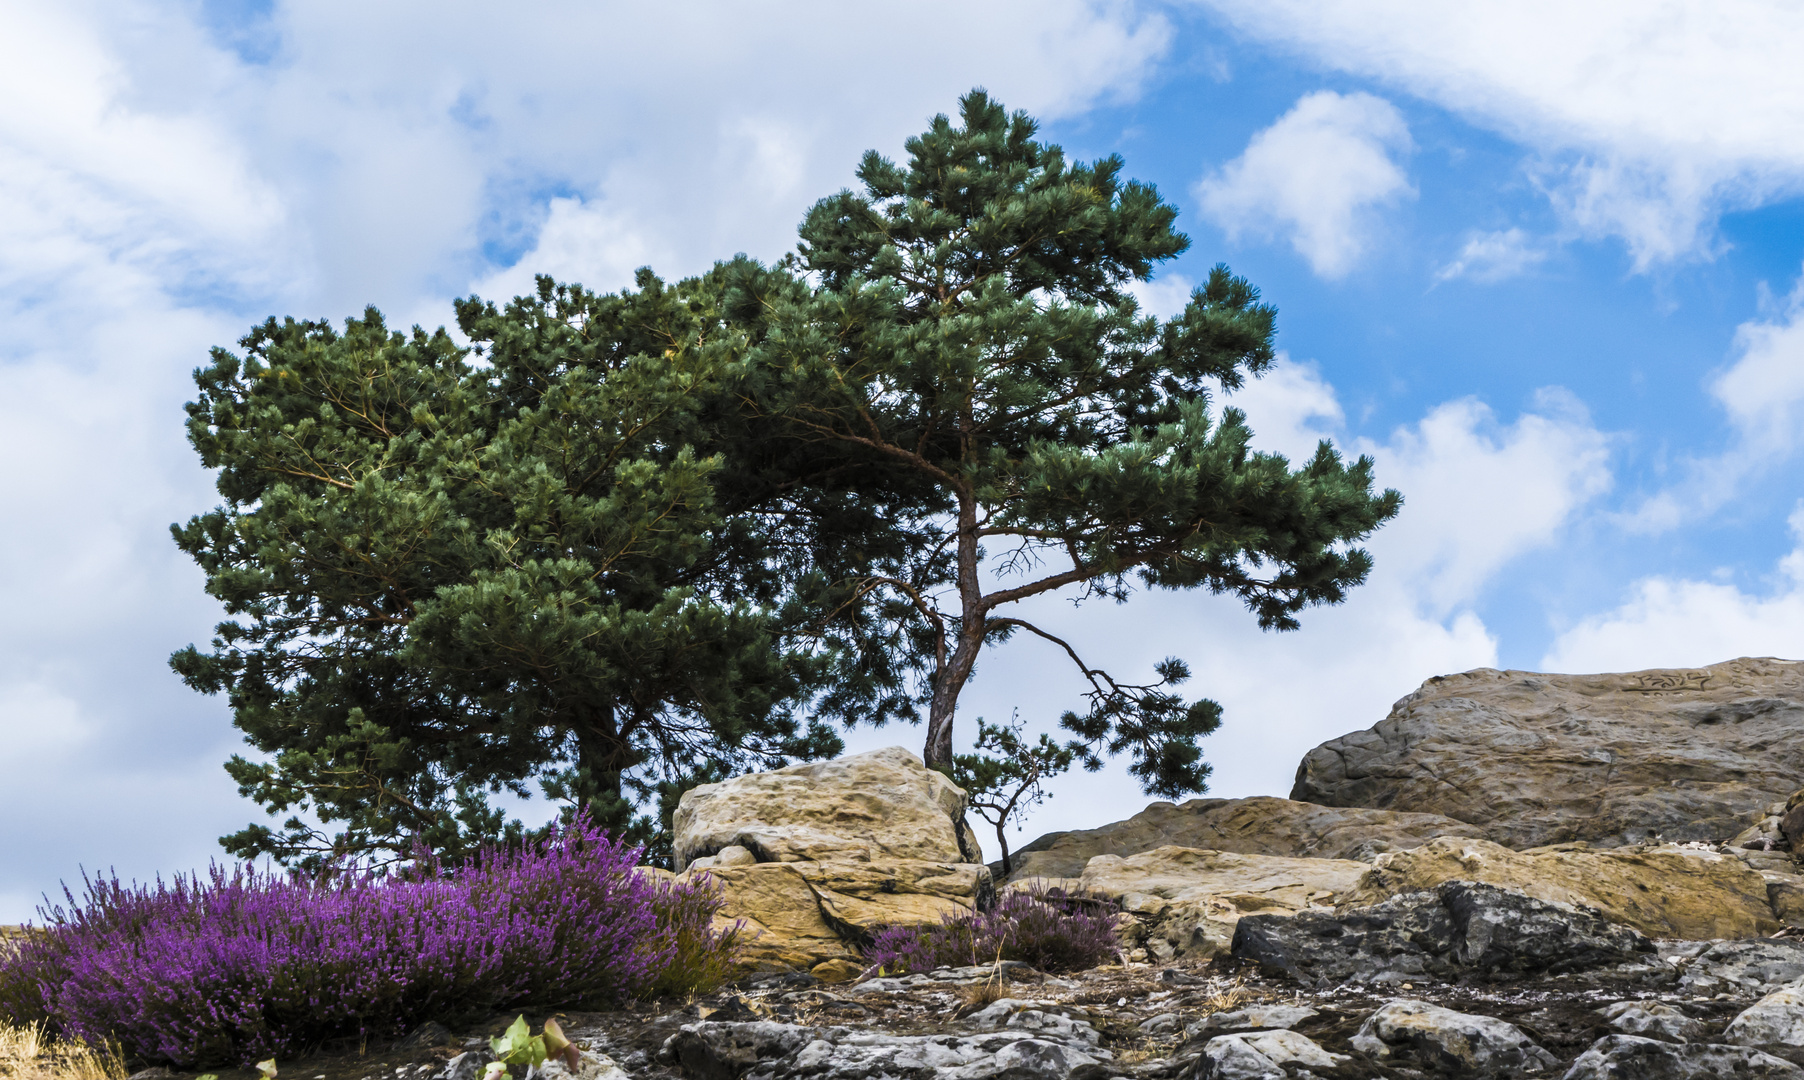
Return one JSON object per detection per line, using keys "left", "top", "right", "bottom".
{"left": 486, "top": 1016, "right": 579, "bottom": 1078}
{"left": 952, "top": 713, "right": 1080, "bottom": 878}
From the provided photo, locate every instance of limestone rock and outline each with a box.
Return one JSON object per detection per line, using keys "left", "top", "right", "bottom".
{"left": 533, "top": 1050, "right": 629, "bottom": 1080}
{"left": 1350, "top": 998, "right": 1558, "bottom": 1075}
{"left": 684, "top": 858, "right": 991, "bottom": 969}
{"left": 1232, "top": 880, "right": 1651, "bottom": 985}
{"left": 673, "top": 746, "right": 980, "bottom": 869}
{"left": 1077, "top": 846, "right": 1367, "bottom": 959}
{"left": 1292, "top": 657, "right": 1804, "bottom": 849}
{"left": 1601, "top": 1001, "right": 1707, "bottom": 1042}
{"left": 1727, "top": 983, "right": 1804, "bottom": 1048}
{"left": 1675, "top": 939, "right": 1804, "bottom": 997}
{"left": 1185, "top": 1005, "right": 1318, "bottom": 1039}
{"left": 1003, "top": 795, "right": 1487, "bottom": 880}
{"left": 662, "top": 1019, "right": 1108, "bottom": 1080}
{"left": 1341, "top": 836, "right": 1779, "bottom": 940}
{"left": 1563, "top": 1035, "right": 1804, "bottom": 1079}
{"left": 1197, "top": 1030, "right": 1345, "bottom": 1079}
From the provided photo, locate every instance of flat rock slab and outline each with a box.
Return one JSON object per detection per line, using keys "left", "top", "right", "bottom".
{"left": 1004, "top": 795, "right": 1487, "bottom": 880}
{"left": 1343, "top": 836, "right": 1780, "bottom": 940}
{"left": 1291, "top": 657, "right": 1804, "bottom": 849}
{"left": 1563, "top": 1034, "right": 1804, "bottom": 1078}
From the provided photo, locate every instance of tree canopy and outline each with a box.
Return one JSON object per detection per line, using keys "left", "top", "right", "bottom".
{"left": 734, "top": 90, "right": 1402, "bottom": 793}
{"left": 174, "top": 91, "right": 1400, "bottom": 865}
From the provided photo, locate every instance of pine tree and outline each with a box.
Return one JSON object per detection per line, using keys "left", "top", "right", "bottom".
{"left": 738, "top": 91, "right": 1402, "bottom": 794}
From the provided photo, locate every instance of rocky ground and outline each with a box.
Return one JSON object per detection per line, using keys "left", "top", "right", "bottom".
{"left": 127, "top": 921, "right": 1804, "bottom": 1080}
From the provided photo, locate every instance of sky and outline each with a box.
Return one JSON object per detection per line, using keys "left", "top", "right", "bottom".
{"left": 7, "top": 0, "right": 1804, "bottom": 920}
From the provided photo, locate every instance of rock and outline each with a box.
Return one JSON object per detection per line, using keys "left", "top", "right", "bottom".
{"left": 1185, "top": 1005, "right": 1318, "bottom": 1039}
{"left": 1197, "top": 1030, "right": 1345, "bottom": 1079}
{"left": 677, "top": 846, "right": 992, "bottom": 969}
{"left": 395, "top": 1020, "right": 454, "bottom": 1049}
{"left": 1563, "top": 1034, "right": 1804, "bottom": 1078}
{"left": 1783, "top": 789, "right": 1804, "bottom": 850}
{"left": 1003, "top": 795, "right": 1488, "bottom": 880}
{"left": 1601, "top": 1001, "right": 1707, "bottom": 1042}
{"left": 1341, "top": 836, "right": 1779, "bottom": 940}
{"left": 535, "top": 1050, "right": 630, "bottom": 1080}
{"left": 1350, "top": 998, "right": 1558, "bottom": 1074}
{"left": 689, "top": 845, "right": 760, "bottom": 871}
{"left": 1727, "top": 983, "right": 1804, "bottom": 1048}
{"left": 442, "top": 1050, "right": 494, "bottom": 1080}
{"left": 662, "top": 1019, "right": 1107, "bottom": 1080}
{"left": 1077, "top": 845, "right": 1367, "bottom": 958}
{"left": 1675, "top": 940, "right": 1804, "bottom": 997}
{"left": 1232, "top": 880, "right": 1651, "bottom": 985}
{"left": 1138, "top": 1013, "right": 1182, "bottom": 1036}
{"left": 1292, "top": 658, "right": 1804, "bottom": 849}
{"left": 809, "top": 959, "right": 863, "bottom": 984}
{"left": 674, "top": 746, "right": 981, "bottom": 869}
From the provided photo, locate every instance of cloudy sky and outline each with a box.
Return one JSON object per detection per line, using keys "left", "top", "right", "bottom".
{"left": 8, "top": 0, "right": 1804, "bottom": 920}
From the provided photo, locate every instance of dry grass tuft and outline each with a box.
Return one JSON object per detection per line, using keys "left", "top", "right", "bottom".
{"left": 1193, "top": 981, "right": 1255, "bottom": 1016}
{"left": 0, "top": 1020, "right": 126, "bottom": 1080}
{"left": 956, "top": 965, "right": 1011, "bottom": 1009}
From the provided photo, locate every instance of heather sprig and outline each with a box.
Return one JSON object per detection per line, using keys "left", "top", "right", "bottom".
{"left": 863, "top": 883, "right": 1119, "bottom": 975}
{"left": 0, "top": 820, "right": 734, "bottom": 1069}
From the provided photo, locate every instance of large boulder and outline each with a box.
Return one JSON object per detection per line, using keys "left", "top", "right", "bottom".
{"left": 1004, "top": 795, "right": 1488, "bottom": 880}
{"left": 1292, "top": 657, "right": 1804, "bottom": 849}
{"left": 1342, "top": 836, "right": 1780, "bottom": 940}
{"left": 670, "top": 748, "right": 995, "bottom": 971}
{"left": 1076, "top": 845, "right": 1369, "bottom": 959}
{"left": 673, "top": 746, "right": 981, "bottom": 869}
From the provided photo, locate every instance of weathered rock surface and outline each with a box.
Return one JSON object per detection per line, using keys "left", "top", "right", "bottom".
{"left": 1727, "top": 983, "right": 1804, "bottom": 1049}
{"left": 682, "top": 858, "right": 994, "bottom": 969}
{"left": 1342, "top": 835, "right": 1780, "bottom": 939}
{"left": 1196, "top": 1029, "right": 1345, "bottom": 1078}
{"left": 661, "top": 1019, "right": 1108, "bottom": 1080}
{"left": 1003, "top": 795, "right": 1487, "bottom": 880}
{"left": 1350, "top": 998, "right": 1558, "bottom": 1074}
{"left": 675, "top": 747, "right": 981, "bottom": 869}
{"left": 1186, "top": 1005, "right": 1318, "bottom": 1039}
{"left": 1232, "top": 880, "right": 1652, "bottom": 985}
{"left": 1292, "top": 657, "right": 1804, "bottom": 848}
{"left": 1601, "top": 1000, "right": 1707, "bottom": 1042}
{"left": 1075, "top": 846, "right": 1367, "bottom": 960}
{"left": 1671, "top": 939, "right": 1804, "bottom": 997}
{"left": 1563, "top": 1035, "right": 1804, "bottom": 1078}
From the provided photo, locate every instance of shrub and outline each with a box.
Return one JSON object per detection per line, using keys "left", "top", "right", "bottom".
{"left": 0, "top": 820, "right": 735, "bottom": 1068}
{"left": 863, "top": 883, "right": 1119, "bottom": 975}
{"left": 646, "top": 872, "right": 742, "bottom": 998}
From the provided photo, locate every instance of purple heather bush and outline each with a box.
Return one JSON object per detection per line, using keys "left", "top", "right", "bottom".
{"left": 863, "top": 883, "right": 1119, "bottom": 975}
{"left": 0, "top": 820, "right": 735, "bottom": 1068}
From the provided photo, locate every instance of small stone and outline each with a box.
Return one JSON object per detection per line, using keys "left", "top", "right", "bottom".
{"left": 1138, "top": 1013, "right": 1181, "bottom": 1036}
{"left": 1601, "top": 1000, "right": 1707, "bottom": 1042}
{"left": 1185, "top": 1005, "right": 1318, "bottom": 1039}
{"left": 809, "top": 958, "right": 863, "bottom": 984}
{"left": 1351, "top": 999, "right": 1557, "bottom": 1075}
{"left": 1199, "top": 1030, "right": 1344, "bottom": 1079}
{"left": 441, "top": 1050, "right": 493, "bottom": 1080}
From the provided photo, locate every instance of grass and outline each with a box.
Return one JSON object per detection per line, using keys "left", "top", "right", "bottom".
{"left": 0, "top": 1020, "right": 125, "bottom": 1080}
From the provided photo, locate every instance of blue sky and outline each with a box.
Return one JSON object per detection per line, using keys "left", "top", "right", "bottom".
{"left": 6, "top": 1, "right": 1804, "bottom": 921}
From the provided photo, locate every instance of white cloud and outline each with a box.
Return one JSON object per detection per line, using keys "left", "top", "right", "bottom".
{"left": 0, "top": 0, "right": 1174, "bottom": 921}
{"left": 1545, "top": 504, "right": 1804, "bottom": 672}
{"left": 1197, "top": 90, "right": 1415, "bottom": 278}
{"left": 1434, "top": 227, "right": 1547, "bottom": 284}
{"left": 1192, "top": 0, "right": 1804, "bottom": 268}
{"left": 1626, "top": 267, "right": 1804, "bottom": 531}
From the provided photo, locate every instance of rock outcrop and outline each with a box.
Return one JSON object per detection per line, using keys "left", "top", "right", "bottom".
{"left": 1341, "top": 835, "right": 1781, "bottom": 940}
{"left": 1231, "top": 880, "right": 1653, "bottom": 985}
{"left": 1073, "top": 845, "right": 1368, "bottom": 960}
{"left": 1003, "top": 794, "right": 1487, "bottom": 880}
{"left": 675, "top": 747, "right": 980, "bottom": 869}
{"left": 1292, "top": 657, "right": 1804, "bottom": 848}
{"left": 671, "top": 748, "right": 992, "bottom": 971}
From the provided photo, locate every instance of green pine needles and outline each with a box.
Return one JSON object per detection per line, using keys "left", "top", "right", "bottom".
{"left": 173, "top": 90, "right": 1400, "bottom": 866}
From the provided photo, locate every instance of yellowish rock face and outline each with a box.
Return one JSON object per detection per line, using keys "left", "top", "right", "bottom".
{"left": 1077, "top": 845, "right": 1370, "bottom": 959}
{"left": 1344, "top": 836, "right": 1780, "bottom": 940}
{"left": 673, "top": 746, "right": 978, "bottom": 869}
